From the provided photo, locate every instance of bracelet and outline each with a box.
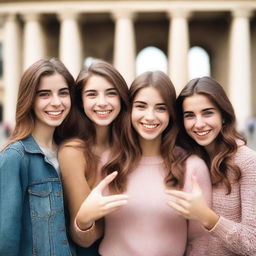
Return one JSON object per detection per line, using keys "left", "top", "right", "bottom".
{"left": 75, "top": 218, "right": 95, "bottom": 232}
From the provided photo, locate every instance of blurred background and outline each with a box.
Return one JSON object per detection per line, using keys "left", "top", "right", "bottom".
{"left": 0, "top": 0, "right": 255, "bottom": 149}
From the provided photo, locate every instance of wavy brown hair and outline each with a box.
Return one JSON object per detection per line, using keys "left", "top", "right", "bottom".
{"left": 103, "top": 71, "right": 188, "bottom": 193}
{"left": 66, "top": 60, "right": 129, "bottom": 186}
{"left": 2, "top": 58, "right": 75, "bottom": 150}
{"left": 176, "top": 76, "right": 246, "bottom": 194}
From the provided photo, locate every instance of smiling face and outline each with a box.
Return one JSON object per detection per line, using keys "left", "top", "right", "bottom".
{"left": 33, "top": 73, "right": 71, "bottom": 130}
{"left": 131, "top": 87, "right": 169, "bottom": 145}
{"left": 82, "top": 75, "right": 121, "bottom": 128}
{"left": 182, "top": 93, "right": 223, "bottom": 154}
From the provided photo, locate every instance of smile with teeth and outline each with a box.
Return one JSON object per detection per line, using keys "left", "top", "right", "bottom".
{"left": 194, "top": 130, "right": 211, "bottom": 136}
{"left": 94, "top": 110, "right": 112, "bottom": 116}
{"left": 46, "top": 111, "right": 63, "bottom": 117}
{"left": 141, "top": 123, "right": 159, "bottom": 129}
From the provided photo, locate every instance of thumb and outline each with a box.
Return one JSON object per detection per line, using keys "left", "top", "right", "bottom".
{"left": 191, "top": 174, "right": 201, "bottom": 192}
{"left": 94, "top": 171, "right": 118, "bottom": 193}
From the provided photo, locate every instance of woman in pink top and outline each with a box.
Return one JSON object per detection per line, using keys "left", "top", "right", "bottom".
{"left": 171, "top": 76, "right": 256, "bottom": 255}
{"left": 58, "top": 60, "right": 129, "bottom": 254}
{"left": 75, "top": 71, "right": 212, "bottom": 255}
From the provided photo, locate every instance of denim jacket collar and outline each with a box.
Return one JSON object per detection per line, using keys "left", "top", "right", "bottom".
{"left": 20, "top": 135, "right": 43, "bottom": 154}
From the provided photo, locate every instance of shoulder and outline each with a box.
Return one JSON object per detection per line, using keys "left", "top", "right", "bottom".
{"left": 234, "top": 145, "right": 256, "bottom": 175}
{"left": 0, "top": 141, "right": 27, "bottom": 171}
{"left": 185, "top": 154, "right": 208, "bottom": 169}
{"left": 0, "top": 140, "right": 25, "bottom": 158}
{"left": 58, "top": 138, "right": 87, "bottom": 169}
{"left": 184, "top": 154, "right": 209, "bottom": 180}
{"left": 234, "top": 145, "right": 256, "bottom": 167}
{"left": 58, "top": 138, "right": 86, "bottom": 156}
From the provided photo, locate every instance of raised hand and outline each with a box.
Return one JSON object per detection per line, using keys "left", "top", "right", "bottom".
{"left": 76, "top": 171, "right": 128, "bottom": 230}
{"left": 165, "top": 175, "right": 218, "bottom": 229}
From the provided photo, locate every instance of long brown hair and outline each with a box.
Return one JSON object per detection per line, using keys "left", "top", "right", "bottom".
{"left": 103, "top": 71, "right": 188, "bottom": 193}
{"left": 68, "top": 60, "right": 129, "bottom": 185}
{"left": 176, "top": 76, "right": 246, "bottom": 194}
{"left": 3, "top": 58, "right": 75, "bottom": 149}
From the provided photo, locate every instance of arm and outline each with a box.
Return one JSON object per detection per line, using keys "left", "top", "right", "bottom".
{"left": 183, "top": 156, "right": 212, "bottom": 239}
{"left": 208, "top": 151, "right": 256, "bottom": 255}
{"left": 0, "top": 148, "right": 25, "bottom": 256}
{"left": 58, "top": 142, "right": 128, "bottom": 247}
{"left": 166, "top": 155, "right": 214, "bottom": 225}
{"left": 58, "top": 141, "right": 102, "bottom": 247}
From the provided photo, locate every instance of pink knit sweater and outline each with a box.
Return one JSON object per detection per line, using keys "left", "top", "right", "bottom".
{"left": 99, "top": 154, "right": 211, "bottom": 256}
{"left": 186, "top": 145, "right": 256, "bottom": 256}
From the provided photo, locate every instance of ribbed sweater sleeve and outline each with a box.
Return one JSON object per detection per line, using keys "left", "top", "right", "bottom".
{"left": 209, "top": 146, "right": 256, "bottom": 255}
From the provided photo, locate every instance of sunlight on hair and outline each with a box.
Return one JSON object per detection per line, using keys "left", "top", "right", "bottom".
{"left": 188, "top": 46, "right": 210, "bottom": 79}
{"left": 84, "top": 57, "right": 97, "bottom": 67}
{"left": 136, "top": 46, "right": 168, "bottom": 75}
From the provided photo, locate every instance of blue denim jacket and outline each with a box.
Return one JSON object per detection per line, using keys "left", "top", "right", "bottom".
{"left": 0, "top": 136, "right": 73, "bottom": 256}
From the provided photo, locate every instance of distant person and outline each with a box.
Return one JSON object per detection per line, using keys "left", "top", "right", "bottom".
{"left": 247, "top": 115, "right": 255, "bottom": 138}
{"left": 0, "top": 58, "right": 75, "bottom": 256}
{"left": 174, "top": 76, "right": 256, "bottom": 255}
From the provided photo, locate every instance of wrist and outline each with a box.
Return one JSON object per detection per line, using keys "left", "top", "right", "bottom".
{"left": 76, "top": 217, "right": 95, "bottom": 231}
{"left": 201, "top": 208, "right": 219, "bottom": 230}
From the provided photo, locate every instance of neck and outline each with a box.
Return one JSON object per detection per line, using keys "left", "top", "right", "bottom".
{"left": 94, "top": 125, "right": 110, "bottom": 155}
{"left": 140, "top": 137, "right": 161, "bottom": 156}
{"left": 32, "top": 123, "right": 56, "bottom": 150}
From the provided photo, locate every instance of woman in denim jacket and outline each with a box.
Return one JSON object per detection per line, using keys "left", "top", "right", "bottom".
{"left": 0, "top": 58, "right": 76, "bottom": 256}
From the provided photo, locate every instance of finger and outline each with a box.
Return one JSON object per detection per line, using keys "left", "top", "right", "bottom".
{"left": 169, "top": 197, "right": 191, "bottom": 209}
{"left": 95, "top": 171, "right": 118, "bottom": 192}
{"left": 191, "top": 174, "right": 202, "bottom": 193}
{"left": 104, "top": 199, "right": 128, "bottom": 211}
{"left": 167, "top": 201, "right": 189, "bottom": 216}
{"left": 104, "top": 194, "right": 129, "bottom": 204}
{"left": 165, "top": 190, "right": 190, "bottom": 201}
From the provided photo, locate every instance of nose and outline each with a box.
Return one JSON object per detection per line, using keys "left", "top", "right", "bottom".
{"left": 144, "top": 108, "right": 155, "bottom": 121}
{"left": 97, "top": 93, "right": 107, "bottom": 107}
{"left": 194, "top": 116, "right": 206, "bottom": 129}
{"left": 51, "top": 94, "right": 61, "bottom": 106}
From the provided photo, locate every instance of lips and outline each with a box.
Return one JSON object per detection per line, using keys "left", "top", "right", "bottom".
{"left": 45, "top": 110, "right": 64, "bottom": 117}
{"left": 94, "top": 110, "right": 112, "bottom": 117}
{"left": 194, "top": 130, "right": 211, "bottom": 136}
{"left": 141, "top": 122, "right": 159, "bottom": 130}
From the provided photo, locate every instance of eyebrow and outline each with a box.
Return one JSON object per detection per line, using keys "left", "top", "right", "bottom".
{"left": 183, "top": 107, "right": 216, "bottom": 113}
{"left": 133, "top": 101, "right": 166, "bottom": 106}
{"left": 84, "top": 88, "right": 117, "bottom": 93}
{"left": 36, "top": 87, "right": 69, "bottom": 94}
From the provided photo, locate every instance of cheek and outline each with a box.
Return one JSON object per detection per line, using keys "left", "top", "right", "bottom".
{"left": 183, "top": 119, "right": 192, "bottom": 133}
{"left": 131, "top": 110, "right": 139, "bottom": 128}
{"left": 162, "top": 114, "right": 169, "bottom": 127}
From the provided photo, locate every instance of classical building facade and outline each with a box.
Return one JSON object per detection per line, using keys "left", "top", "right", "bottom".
{"left": 0, "top": 0, "right": 256, "bottom": 131}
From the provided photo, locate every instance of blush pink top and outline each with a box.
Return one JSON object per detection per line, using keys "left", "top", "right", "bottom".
{"left": 186, "top": 145, "right": 256, "bottom": 256}
{"left": 99, "top": 154, "right": 211, "bottom": 256}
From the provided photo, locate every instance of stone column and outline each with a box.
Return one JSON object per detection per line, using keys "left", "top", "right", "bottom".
{"left": 112, "top": 10, "right": 136, "bottom": 86}
{"left": 58, "top": 12, "right": 82, "bottom": 78}
{"left": 3, "top": 14, "right": 21, "bottom": 129}
{"left": 168, "top": 9, "right": 190, "bottom": 94}
{"left": 23, "top": 13, "right": 46, "bottom": 70}
{"left": 229, "top": 8, "right": 252, "bottom": 132}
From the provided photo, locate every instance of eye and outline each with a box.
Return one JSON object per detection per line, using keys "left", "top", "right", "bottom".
{"left": 183, "top": 112, "right": 194, "bottom": 119}
{"left": 59, "top": 89, "right": 70, "bottom": 96}
{"left": 85, "top": 92, "right": 97, "bottom": 97}
{"left": 37, "top": 92, "right": 50, "bottom": 97}
{"left": 156, "top": 106, "right": 167, "bottom": 112}
{"left": 134, "top": 104, "right": 145, "bottom": 109}
{"left": 107, "top": 90, "right": 118, "bottom": 96}
{"left": 203, "top": 110, "right": 214, "bottom": 116}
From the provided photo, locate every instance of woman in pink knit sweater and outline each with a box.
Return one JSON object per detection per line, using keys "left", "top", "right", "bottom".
{"left": 170, "top": 76, "right": 256, "bottom": 256}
